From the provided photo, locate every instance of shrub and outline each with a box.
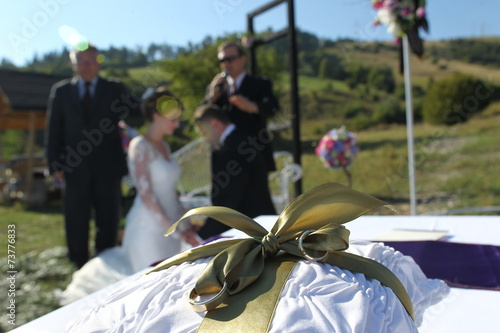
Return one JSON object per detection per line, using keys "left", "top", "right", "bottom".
{"left": 422, "top": 73, "right": 494, "bottom": 125}
{"left": 317, "top": 55, "right": 345, "bottom": 80}
{"left": 350, "top": 115, "right": 375, "bottom": 131}
{"left": 367, "top": 66, "right": 395, "bottom": 93}
{"left": 372, "top": 97, "right": 405, "bottom": 124}
{"left": 395, "top": 84, "right": 426, "bottom": 101}
{"left": 342, "top": 103, "right": 369, "bottom": 119}
{"left": 345, "top": 63, "right": 369, "bottom": 89}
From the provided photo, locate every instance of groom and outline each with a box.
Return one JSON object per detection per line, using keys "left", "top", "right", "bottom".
{"left": 45, "top": 44, "right": 139, "bottom": 268}
{"left": 194, "top": 104, "right": 276, "bottom": 239}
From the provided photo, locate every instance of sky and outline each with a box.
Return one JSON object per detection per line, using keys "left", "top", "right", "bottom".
{"left": 1, "top": 0, "right": 499, "bottom": 66}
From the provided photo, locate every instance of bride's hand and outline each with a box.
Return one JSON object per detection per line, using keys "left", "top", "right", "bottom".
{"left": 181, "top": 229, "right": 201, "bottom": 246}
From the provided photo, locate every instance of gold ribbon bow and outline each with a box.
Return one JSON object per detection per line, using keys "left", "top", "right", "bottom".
{"left": 146, "top": 182, "right": 415, "bottom": 329}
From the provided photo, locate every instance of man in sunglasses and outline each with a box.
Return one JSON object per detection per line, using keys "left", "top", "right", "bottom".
{"left": 203, "top": 41, "right": 279, "bottom": 172}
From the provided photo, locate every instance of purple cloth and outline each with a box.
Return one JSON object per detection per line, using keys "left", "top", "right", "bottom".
{"left": 383, "top": 241, "right": 500, "bottom": 290}
{"left": 149, "top": 235, "right": 229, "bottom": 267}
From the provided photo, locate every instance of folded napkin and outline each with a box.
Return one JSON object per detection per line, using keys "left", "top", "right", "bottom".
{"left": 383, "top": 241, "right": 500, "bottom": 290}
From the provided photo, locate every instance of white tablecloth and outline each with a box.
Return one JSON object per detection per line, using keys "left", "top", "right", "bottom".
{"left": 11, "top": 215, "right": 500, "bottom": 333}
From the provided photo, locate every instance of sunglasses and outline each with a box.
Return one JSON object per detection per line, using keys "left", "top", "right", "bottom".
{"left": 218, "top": 55, "right": 240, "bottom": 63}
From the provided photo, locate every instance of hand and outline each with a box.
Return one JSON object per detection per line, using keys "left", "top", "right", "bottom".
{"left": 52, "top": 171, "right": 64, "bottom": 182}
{"left": 181, "top": 228, "right": 201, "bottom": 246}
{"left": 209, "top": 73, "right": 227, "bottom": 102}
{"left": 229, "top": 95, "right": 259, "bottom": 114}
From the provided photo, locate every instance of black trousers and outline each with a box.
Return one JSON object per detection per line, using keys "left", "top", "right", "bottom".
{"left": 63, "top": 175, "right": 122, "bottom": 268}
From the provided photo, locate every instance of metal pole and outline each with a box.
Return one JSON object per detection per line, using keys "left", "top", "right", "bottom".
{"left": 247, "top": 0, "right": 285, "bottom": 17}
{"left": 24, "top": 111, "right": 36, "bottom": 206}
{"left": 287, "top": 0, "right": 302, "bottom": 196}
{"left": 246, "top": 0, "right": 284, "bottom": 75}
{"left": 402, "top": 35, "right": 417, "bottom": 215}
{"left": 246, "top": 0, "right": 302, "bottom": 196}
{"left": 246, "top": 15, "right": 256, "bottom": 74}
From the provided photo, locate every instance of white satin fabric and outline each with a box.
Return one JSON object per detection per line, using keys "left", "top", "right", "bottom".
{"left": 60, "top": 136, "right": 189, "bottom": 305}
{"left": 65, "top": 240, "right": 449, "bottom": 332}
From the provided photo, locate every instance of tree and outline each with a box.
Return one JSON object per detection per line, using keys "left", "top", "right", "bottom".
{"left": 422, "top": 73, "right": 494, "bottom": 125}
{"left": 367, "top": 66, "right": 395, "bottom": 93}
{"left": 146, "top": 43, "right": 161, "bottom": 62}
{"left": 254, "top": 44, "right": 285, "bottom": 87}
{"left": 160, "top": 42, "right": 219, "bottom": 113}
{"left": 372, "top": 97, "right": 405, "bottom": 124}
{"left": 131, "top": 52, "right": 148, "bottom": 67}
{"left": 0, "top": 58, "right": 17, "bottom": 69}
{"left": 297, "top": 31, "right": 320, "bottom": 53}
{"left": 318, "top": 58, "right": 331, "bottom": 79}
{"left": 317, "top": 54, "right": 345, "bottom": 80}
{"left": 345, "top": 63, "right": 369, "bottom": 89}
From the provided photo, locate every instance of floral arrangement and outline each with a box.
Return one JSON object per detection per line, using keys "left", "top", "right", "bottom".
{"left": 315, "top": 127, "right": 358, "bottom": 169}
{"left": 371, "top": 0, "right": 429, "bottom": 56}
{"left": 241, "top": 34, "right": 264, "bottom": 49}
{"left": 241, "top": 35, "right": 255, "bottom": 48}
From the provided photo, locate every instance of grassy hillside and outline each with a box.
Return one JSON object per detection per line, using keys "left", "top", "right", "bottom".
{"left": 271, "top": 40, "right": 500, "bottom": 213}
{"left": 289, "top": 101, "right": 500, "bottom": 214}
{"left": 323, "top": 39, "right": 500, "bottom": 86}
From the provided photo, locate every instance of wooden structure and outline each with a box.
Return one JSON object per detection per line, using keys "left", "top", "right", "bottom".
{"left": 0, "top": 69, "right": 67, "bottom": 205}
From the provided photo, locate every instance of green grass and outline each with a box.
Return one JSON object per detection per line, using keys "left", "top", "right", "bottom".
{"left": 0, "top": 203, "right": 65, "bottom": 258}
{"left": 0, "top": 203, "right": 74, "bottom": 331}
{"left": 280, "top": 74, "right": 350, "bottom": 94}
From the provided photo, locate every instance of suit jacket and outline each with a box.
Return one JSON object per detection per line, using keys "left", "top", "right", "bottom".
{"left": 204, "top": 74, "right": 279, "bottom": 172}
{"left": 197, "top": 127, "right": 276, "bottom": 239}
{"left": 45, "top": 76, "right": 138, "bottom": 183}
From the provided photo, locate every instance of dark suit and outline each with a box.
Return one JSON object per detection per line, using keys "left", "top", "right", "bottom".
{"left": 205, "top": 74, "right": 279, "bottom": 172}
{"left": 45, "top": 76, "right": 138, "bottom": 267}
{"left": 197, "top": 127, "right": 276, "bottom": 239}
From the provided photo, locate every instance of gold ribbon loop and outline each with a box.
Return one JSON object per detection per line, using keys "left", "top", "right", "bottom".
{"left": 146, "top": 182, "right": 415, "bottom": 321}
{"left": 261, "top": 232, "right": 280, "bottom": 257}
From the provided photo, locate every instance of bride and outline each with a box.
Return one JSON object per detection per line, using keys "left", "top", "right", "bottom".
{"left": 60, "top": 88, "right": 199, "bottom": 305}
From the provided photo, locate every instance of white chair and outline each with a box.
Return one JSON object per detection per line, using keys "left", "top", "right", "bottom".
{"left": 172, "top": 138, "right": 212, "bottom": 210}
{"left": 268, "top": 151, "right": 303, "bottom": 212}
{"left": 172, "top": 138, "right": 302, "bottom": 213}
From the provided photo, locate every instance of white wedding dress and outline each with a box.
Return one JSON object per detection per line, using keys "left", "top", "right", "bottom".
{"left": 60, "top": 136, "right": 190, "bottom": 305}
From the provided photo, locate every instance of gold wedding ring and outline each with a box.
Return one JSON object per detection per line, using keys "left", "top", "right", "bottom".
{"left": 298, "top": 230, "right": 328, "bottom": 262}
{"left": 188, "top": 281, "right": 228, "bottom": 312}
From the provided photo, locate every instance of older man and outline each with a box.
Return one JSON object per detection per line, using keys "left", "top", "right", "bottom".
{"left": 45, "top": 44, "right": 139, "bottom": 268}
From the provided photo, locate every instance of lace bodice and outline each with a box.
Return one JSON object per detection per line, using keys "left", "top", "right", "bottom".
{"left": 127, "top": 136, "right": 183, "bottom": 227}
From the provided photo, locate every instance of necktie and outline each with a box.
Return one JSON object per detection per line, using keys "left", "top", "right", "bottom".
{"left": 228, "top": 82, "right": 235, "bottom": 96}
{"left": 82, "top": 82, "right": 92, "bottom": 124}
